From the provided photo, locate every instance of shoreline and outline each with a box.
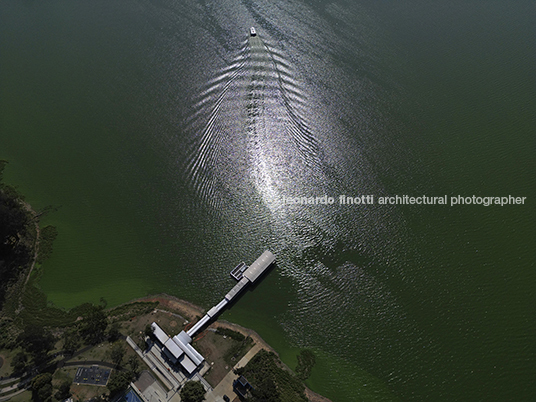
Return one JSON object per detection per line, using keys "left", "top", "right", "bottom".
{"left": 121, "top": 293, "right": 332, "bottom": 402}
{"left": 1, "top": 188, "right": 331, "bottom": 401}
{"left": 121, "top": 293, "right": 277, "bottom": 353}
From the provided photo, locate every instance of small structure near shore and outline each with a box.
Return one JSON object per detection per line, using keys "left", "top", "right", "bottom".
{"left": 233, "top": 375, "right": 253, "bottom": 398}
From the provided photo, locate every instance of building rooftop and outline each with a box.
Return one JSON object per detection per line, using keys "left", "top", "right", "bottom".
{"left": 243, "top": 250, "right": 275, "bottom": 283}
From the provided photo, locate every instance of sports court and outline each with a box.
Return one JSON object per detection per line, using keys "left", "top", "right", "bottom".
{"left": 73, "top": 366, "right": 111, "bottom": 386}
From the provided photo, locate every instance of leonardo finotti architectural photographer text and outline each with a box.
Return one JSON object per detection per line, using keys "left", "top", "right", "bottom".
{"left": 281, "top": 195, "right": 527, "bottom": 207}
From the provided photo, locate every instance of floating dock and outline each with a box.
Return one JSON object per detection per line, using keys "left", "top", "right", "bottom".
{"left": 230, "top": 262, "right": 248, "bottom": 281}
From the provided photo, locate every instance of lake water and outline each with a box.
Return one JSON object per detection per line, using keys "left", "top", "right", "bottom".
{"left": 1, "top": 0, "right": 534, "bottom": 400}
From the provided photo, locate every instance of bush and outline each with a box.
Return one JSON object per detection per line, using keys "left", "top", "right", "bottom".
{"left": 180, "top": 380, "right": 206, "bottom": 402}
{"left": 128, "top": 355, "right": 140, "bottom": 376}
{"left": 215, "top": 327, "right": 245, "bottom": 342}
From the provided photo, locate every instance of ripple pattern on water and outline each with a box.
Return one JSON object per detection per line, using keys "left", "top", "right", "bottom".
{"left": 183, "top": 33, "right": 326, "bottom": 214}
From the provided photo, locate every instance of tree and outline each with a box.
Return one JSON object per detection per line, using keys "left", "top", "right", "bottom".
{"left": 0, "top": 162, "right": 33, "bottom": 308}
{"left": 107, "top": 322, "right": 121, "bottom": 342}
{"left": 63, "top": 330, "right": 80, "bottom": 355}
{"left": 31, "top": 373, "right": 53, "bottom": 402}
{"left": 128, "top": 354, "right": 139, "bottom": 376}
{"left": 180, "top": 381, "right": 206, "bottom": 402}
{"left": 79, "top": 305, "right": 107, "bottom": 344}
{"left": 144, "top": 323, "right": 154, "bottom": 337}
{"left": 37, "top": 384, "right": 53, "bottom": 402}
{"left": 19, "top": 325, "right": 55, "bottom": 364}
{"left": 11, "top": 351, "right": 28, "bottom": 375}
{"left": 54, "top": 380, "right": 71, "bottom": 401}
{"left": 107, "top": 371, "right": 132, "bottom": 396}
{"left": 250, "top": 377, "right": 278, "bottom": 402}
{"left": 110, "top": 342, "right": 125, "bottom": 367}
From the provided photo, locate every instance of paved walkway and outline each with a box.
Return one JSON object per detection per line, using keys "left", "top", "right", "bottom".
{"left": 0, "top": 374, "right": 34, "bottom": 402}
{"left": 0, "top": 388, "right": 29, "bottom": 402}
{"left": 0, "top": 382, "right": 21, "bottom": 395}
{"left": 62, "top": 360, "right": 119, "bottom": 369}
{"left": 204, "top": 344, "right": 263, "bottom": 402}
{"left": 0, "top": 377, "right": 20, "bottom": 387}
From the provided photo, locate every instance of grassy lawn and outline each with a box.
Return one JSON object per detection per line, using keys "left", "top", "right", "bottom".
{"left": 70, "top": 383, "right": 109, "bottom": 401}
{"left": 53, "top": 366, "right": 109, "bottom": 402}
{"left": 194, "top": 330, "right": 254, "bottom": 387}
{"left": 3, "top": 389, "right": 31, "bottom": 402}
{"left": 0, "top": 349, "right": 18, "bottom": 379}
{"left": 71, "top": 342, "right": 112, "bottom": 363}
{"left": 52, "top": 366, "right": 75, "bottom": 384}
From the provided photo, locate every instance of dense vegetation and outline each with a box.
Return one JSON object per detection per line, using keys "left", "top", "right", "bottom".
{"left": 4, "top": 301, "right": 145, "bottom": 400}
{"left": 235, "top": 350, "right": 308, "bottom": 402}
{"left": 0, "top": 160, "right": 33, "bottom": 308}
{"left": 31, "top": 373, "right": 53, "bottom": 402}
{"left": 0, "top": 164, "right": 150, "bottom": 402}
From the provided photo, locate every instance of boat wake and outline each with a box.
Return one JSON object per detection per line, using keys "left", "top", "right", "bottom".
{"left": 184, "top": 31, "right": 325, "bottom": 211}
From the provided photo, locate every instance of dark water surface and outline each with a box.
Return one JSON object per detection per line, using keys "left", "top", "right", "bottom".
{"left": 1, "top": 0, "right": 534, "bottom": 400}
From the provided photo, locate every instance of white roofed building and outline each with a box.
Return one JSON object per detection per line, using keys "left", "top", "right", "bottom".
{"left": 148, "top": 251, "right": 275, "bottom": 375}
{"left": 150, "top": 323, "right": 205, "bottom": 375}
